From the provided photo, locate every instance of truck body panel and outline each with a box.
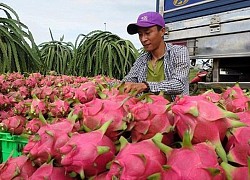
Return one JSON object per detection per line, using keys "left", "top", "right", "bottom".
{"left": 157, "top": 0, "right": 250, "bottom": 83}
{"left": 162, "top": 0, "right": 250, "bottom": 23}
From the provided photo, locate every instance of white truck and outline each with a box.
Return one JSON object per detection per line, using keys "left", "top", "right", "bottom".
{"left": 157, "top": 0, "right": 250, "bottom": 90}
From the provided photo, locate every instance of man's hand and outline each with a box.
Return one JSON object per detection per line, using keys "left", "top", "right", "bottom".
{"left": 124, "top": 82, "right": 148, "bottom": 94}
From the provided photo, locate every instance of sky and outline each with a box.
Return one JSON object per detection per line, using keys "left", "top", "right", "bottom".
{"left": 1, "top": 0, "right": 156, "bottom": 49}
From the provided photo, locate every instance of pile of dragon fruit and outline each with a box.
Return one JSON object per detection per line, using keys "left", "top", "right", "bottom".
{"left": 0, "top": 72, "right": 250, "bottom": 179}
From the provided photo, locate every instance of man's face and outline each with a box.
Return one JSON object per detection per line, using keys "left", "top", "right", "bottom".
{"left": 137, "top": 26, "right": 165, "bottom": 52}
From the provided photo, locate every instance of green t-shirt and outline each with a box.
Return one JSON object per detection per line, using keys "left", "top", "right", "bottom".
{"left": 147, "top": 58, "right": 172, "bottom": 101}
{"left": 147, "top": 59, "right": 165, "bottom": 82}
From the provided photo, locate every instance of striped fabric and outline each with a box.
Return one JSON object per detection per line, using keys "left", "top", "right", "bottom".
{"left": 122, "top": 43, "right": 190, "bottom": 100}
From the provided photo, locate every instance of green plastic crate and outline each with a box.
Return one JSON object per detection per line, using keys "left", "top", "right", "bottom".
{"left": 0, "top": 132, "right": 28, "bottom": 163}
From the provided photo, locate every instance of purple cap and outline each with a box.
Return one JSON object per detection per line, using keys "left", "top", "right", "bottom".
{"left": 127, "top": 11, "right": 165, "bottom": 35}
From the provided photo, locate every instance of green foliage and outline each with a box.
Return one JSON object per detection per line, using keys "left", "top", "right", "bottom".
{"left": 71, "top": 30, "right": 139, "bottom": 80}
{"left": 0, "top": 3, "right": 140, "bottom": 79}
{"left": 0, "top": 3, "right": 43, "bottom": 74}
{"left": 38, "top": 29, "right": 75, "bottom": 75}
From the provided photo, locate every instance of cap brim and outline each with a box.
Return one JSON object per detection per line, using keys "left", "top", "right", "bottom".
{"left": 127, "top": 22, "right": 158, "bottom": 35}
{"left": 127, "top": 24, "right": 138, "bottom": 35}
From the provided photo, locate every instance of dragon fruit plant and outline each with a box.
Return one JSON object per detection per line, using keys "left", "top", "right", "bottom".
{"left": 59, "top": 120, "right": 116, "bottom": 179}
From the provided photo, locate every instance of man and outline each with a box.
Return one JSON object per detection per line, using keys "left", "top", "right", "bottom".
{"left": 122, "top": 11, "right": 190, "bottom": 101}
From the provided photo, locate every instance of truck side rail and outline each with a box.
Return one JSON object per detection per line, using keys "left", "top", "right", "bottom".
{"left": 198, "top": 82, "right": 250, "bottom": 90}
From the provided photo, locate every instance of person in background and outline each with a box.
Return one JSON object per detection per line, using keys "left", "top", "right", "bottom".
{"left": 122, "top": 11, "right": 190, "bottom": 101}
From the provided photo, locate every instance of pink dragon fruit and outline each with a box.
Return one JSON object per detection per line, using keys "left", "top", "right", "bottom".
{"left": 98, "top": 85, "right": 138, "bottom": 113}
{"left": 72, "top": 120, "right": 81, "bottom": 132}
{"left": 0, "top": 77, "right": 12, "bottom": 93}
{"left": 7, "top": 91, "right": 25, "bottom": 104}
{"left": 7, "top": 86, "right": 30, "bottom": 102}
{"left": 225, "top": 126, "right": 250, "bottom": 166}
{"left": 32, "top": 85, "right": 59, "bottom": 102}
{"left": 39, "top": 75, "right": 56, "bottom": 87}
{"left": 38, "top": 86, "right": 55, "bottom": 99}
{"left": 172, "top": 95, "right": 246, "bottom": 162}
{"left": 91, "top": 74, "right": 115, "bottom": 84}
{"left": 60, "top": 85, "right": 75, "bottom": 99}
{"left": 72, "top": 103, "right": 85, "bottom": 118}
{"left": 28, "top": 72, "right": 43, "bottom": 80}
{"left": 106, "top": 133, "right": 167, "bottom": 179}
{"left": 29, "top": 161, "right": 73, "bottom": 180}
{"left": 26, "top": 118, "right": 46, "bottom": 134}
{"left": 48, "top": 98, "right": 70, "bottom": 117}
{"left": 0, "top": 109, "right": 14, "bottom": 122}
{"left": 73, "top": 82, "right": 97, "bottom": 103}
{"left": 31, "top": 85, "right": 55, "bottom": 101}
{"left": 201, "top": 89, "right": 222, "bottom": 103}
{"left": 1, "top": 115, "right": 26, "bottom": 135}
{"left": 13, "top": 99, "right": 32, "bottom": 116}
{"left": 12, "top": 78, "right": 26, "bottom": 89}
{"left": 29, "top": 94, "right": 48, "bottom": 116}
{"left": 18, "top": 86, "right": 30, "bottom": 99}
{"left": 43, "top": 86, "right": 60, "bottom": 102}
{"left": 51, "top": 75, "right": 74, "bottom": 86}
{"left": 0, "top": 93, "right": 11, "bottom": 110}
{"left": 23, "top": 115, "right": 76, "bottom": 166}
{"left": 92, "top": 171, "right": 109, "bottom": 180}
{"left": 0, "top": 155, "right": 36, "bottom": 179}
{"left": 154, "top": 131, "right": 226, "bottom": 179}
{"left": 6, "top": 72, "right": 24, "bottom": 82}
{"left": 221, "top": 161, "right": 250, "bottom": 180}
{"left": 220, "top": 84, "right": 250, "bottom": 113}
{"left": 23, "top": 129, "right": 55, "bottom": 166}
{"left": 236, "top": 110, "right": 250, "bottom": 126}
{"left": 25, "top": 75, "right": 40, "bottom": 88}
{"left": 76, "top": 97, "right": 131, "bottom": 141}
{"left": 73, "top": 76, "right": 89, "bottom": 84}
{"left": 30, "top": 86, "right": 43, "bottom": 98}
{"left": 59, "top": 120, "right": 116, "bottom": 179}
{"left": 129, "top": 94, "right": 174, "bottom": 143}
